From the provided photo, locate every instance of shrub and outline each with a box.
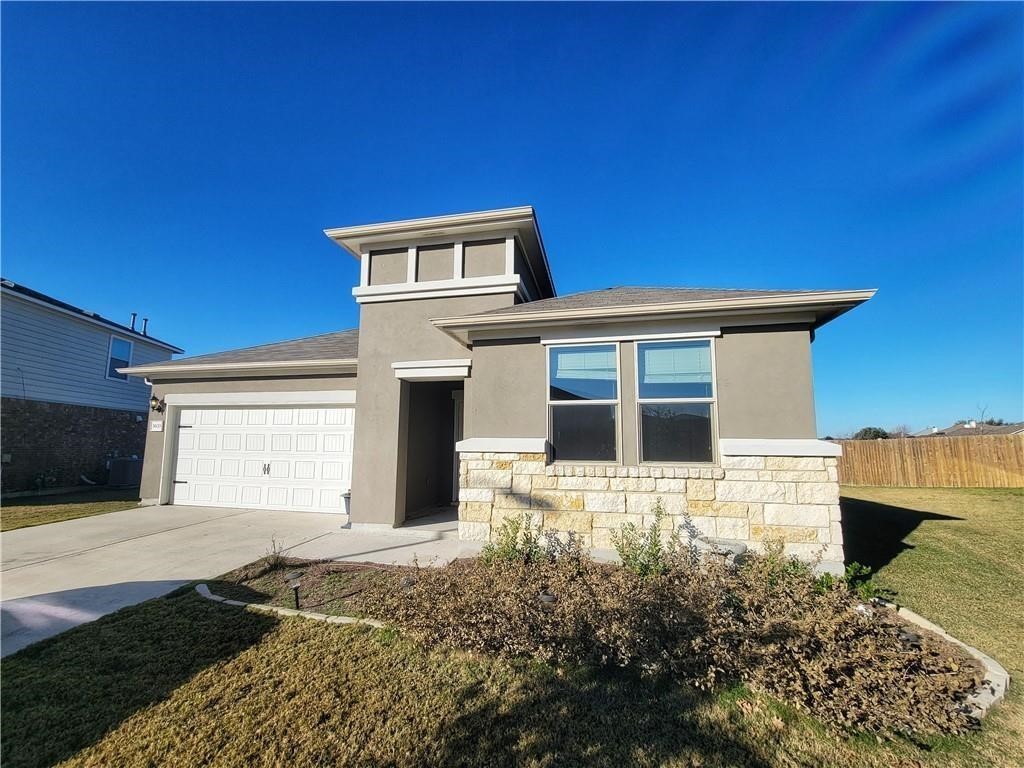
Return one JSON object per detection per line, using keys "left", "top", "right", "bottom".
{"left": 481, "top": 513, "right": 546, "bottom": 565}
{"left": 610, "top": 498, "right": 678, "bottom": 577}
{"left": 362, "top": 545, "right": 980, "bottom": 737}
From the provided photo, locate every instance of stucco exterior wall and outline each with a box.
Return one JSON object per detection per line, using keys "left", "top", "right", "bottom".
{"left": 465, "top": 338, "right": 547, "bottom": 439}
{"left": 368, "top": 248, "right": 408, "bottom": 286}
{"left": 350, "top": 294, "right": 512, "bottom": 526}
{"left": 715, "top": 326, "right": 817, "bottom": 439}
{"left": 463, "top": 239, "right": 505, "bottom": 278}
{"left": 139, "top": 374, "right": 357, "bottom": 503}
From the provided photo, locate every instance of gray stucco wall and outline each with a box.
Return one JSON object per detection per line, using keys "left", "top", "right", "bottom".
{"left": 465, "top": 338, "right": 547, "bottom": 439}
{"left": 463, "top": 239, "right": 505, "bottom": 278}
{"left": 368, "top": 248, "right": 408, "bottom": 286}
{"left": 463, "top": 323, "right": 818, "bottom": 459}
{"left": 417, "top": 243, "right": 455, "bottom": 282}
{"left": 350, "top": 294, "right": 512, "bottom": 526}
{"left": 139, "top": 374, "right": 357, "bottom": 503}
{"left": 714, "top": 326, "right": 816, "bottom": 439}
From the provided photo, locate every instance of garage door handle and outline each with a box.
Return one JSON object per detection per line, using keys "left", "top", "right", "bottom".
{"left": 173, "top": 480, "right": 188, "bottom": 484}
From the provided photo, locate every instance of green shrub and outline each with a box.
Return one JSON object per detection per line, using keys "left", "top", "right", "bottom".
{"left": 611, "top": 498, "right": 681, "bottom": 577}
{"left": 481, "top": 513, "right": 546, "bottom": 565}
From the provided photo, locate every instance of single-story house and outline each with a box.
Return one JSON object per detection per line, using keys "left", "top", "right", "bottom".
{"left": 914, "top": 421, "right": 1024, "bottom": 437}
{"left": 1, "top": 279, "right": 182, "bottom": 492}
{"left": 122, "top": 207, "right": 874, "bottom": 572}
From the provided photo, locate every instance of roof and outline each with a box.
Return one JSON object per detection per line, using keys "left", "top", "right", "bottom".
{"left": 920, "top": 422, "right": 1024, "bottom": 437}
{"left": 324, "top": 206, "right": 556, "bottom": 300}
{"left": 432, "top": 285, "right": 877, "bottom": 339}
{"left": 119, "top": 329, "right": 358, "bottom": 378}
{"left": 469, "top": 286, "right": 829, "bottom": 316}
{"left": 1, "top": 278, "right": 183, "bottom": 354}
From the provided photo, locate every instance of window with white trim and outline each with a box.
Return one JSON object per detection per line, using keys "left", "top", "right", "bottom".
{"left": 107, "top": 336, "right": 132, "bottom": 381}
{"left": 636, "top": 339, "right": 715, "bottom": 463}
{"left": 548, "top": 343, "right": 618, "bottom": 461}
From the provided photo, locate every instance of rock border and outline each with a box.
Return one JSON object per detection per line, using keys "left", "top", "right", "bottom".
{"left": 194, "top": 584, "right": 1008, "bottom": 721}
{"left": 195, "top": 583, "right": 385, "bottom": 629}
{"left": 881, "top": 599, "right": 1010, "bottom": 719}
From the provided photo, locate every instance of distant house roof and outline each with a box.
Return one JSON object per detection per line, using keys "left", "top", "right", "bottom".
{"left": 918, "top": 421, "right": 1024, "bottom": 437}
{"left": 120, "top": 329, "right": 358, "bottom": 378}
{"left": 1, "top": 278, "right": 183, "bottom": 354}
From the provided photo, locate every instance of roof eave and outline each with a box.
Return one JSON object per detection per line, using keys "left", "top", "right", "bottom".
{"left": 431, "top": 289, "right": 877, "bottom": 341}
{"left": 119, "top": 358, "right": 359, "bottom": 380}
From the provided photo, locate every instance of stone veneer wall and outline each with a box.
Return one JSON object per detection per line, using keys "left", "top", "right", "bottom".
{"left": 457, "top": 452, "right": 844, "bottom": 569}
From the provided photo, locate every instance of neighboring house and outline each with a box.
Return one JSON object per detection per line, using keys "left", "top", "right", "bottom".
{"left": 1, "top": 279, "right": 183, "bottom": 492}
{"left": 123, "top": 207, "right": 874, "bottom": 573}
{"left": 915, "top": 421, "right": 1024, "bottom": 437}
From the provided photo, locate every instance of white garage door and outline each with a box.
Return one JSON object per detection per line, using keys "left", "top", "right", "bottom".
{"left": 171, "top": 406, "right": 354, "bottom": 513}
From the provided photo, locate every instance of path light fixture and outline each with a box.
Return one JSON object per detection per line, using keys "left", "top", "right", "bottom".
{"left": 149, "top": 395, "right": 165, "bottom": 413}
{"left": 285, "top": 570, "right": 304, "bottom": 609}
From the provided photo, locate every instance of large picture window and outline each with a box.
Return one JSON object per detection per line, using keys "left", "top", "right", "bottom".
{"left": 636, "top": 339, "right": 715, "bottom": 463}
{"left": 548, "top": 344, "right": 618, "bottom": 461}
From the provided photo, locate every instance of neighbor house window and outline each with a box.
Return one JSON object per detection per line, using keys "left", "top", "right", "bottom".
{"left": 636, "top": 339, "right": 715, "bottom": 463}
{"left": 548, "top": 343, "right": 618, "bottom": 461}
{"left": 107, "top": 336, "right": 132, "bottom": 381}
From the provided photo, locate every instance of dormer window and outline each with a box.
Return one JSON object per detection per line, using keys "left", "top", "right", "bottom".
{"left": 107, "top": 336, "right": 132, "bottom": 381}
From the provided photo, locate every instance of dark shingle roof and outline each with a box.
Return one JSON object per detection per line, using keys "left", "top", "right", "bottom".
{"left": 137, "top": 329, "right": 359, "bottom": 369}
{"left": 469, "top": 286, "right": 827, "bottom": 316}
{"left": 1, "top": 277, "right": 183, "bottom": 352}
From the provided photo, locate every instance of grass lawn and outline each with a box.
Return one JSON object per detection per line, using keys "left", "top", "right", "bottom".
{"left": 0, "top": 488, "right": 140, "bottom": 532}
{"left": 1, "top": 486, "right": 1021, "bottom": 767}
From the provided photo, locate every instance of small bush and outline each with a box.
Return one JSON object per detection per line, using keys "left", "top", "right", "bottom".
{"left": 363, "top": 545, "right": 980, "bottom": 737}
{"left": 611, "top": 498, "right": 684, "bottom": 577}
{"left": 481, "top": 513, "right": 546, "bottom": 565}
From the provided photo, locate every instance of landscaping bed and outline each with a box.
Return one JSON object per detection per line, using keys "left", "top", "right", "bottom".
{"left": 215, "top": 517, "right": 985, "bottom": 739}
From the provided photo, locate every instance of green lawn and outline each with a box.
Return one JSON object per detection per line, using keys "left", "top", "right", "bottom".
{"left": 0, "top": 488, "right": 140, "bottom": 532}
{"left": 1, "top": 486, "right": 1021, "bottom": 767}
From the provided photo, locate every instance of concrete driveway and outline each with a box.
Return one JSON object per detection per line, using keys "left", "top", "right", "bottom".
{"left": 1, "top": 504, "right": 479, "bottom": 656}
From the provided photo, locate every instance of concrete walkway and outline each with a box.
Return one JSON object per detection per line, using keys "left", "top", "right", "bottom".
{"left": 0, "top": 504, "right": 480, "bottom": 656}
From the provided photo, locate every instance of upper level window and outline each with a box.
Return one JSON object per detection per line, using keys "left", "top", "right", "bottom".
{"left": 107, "top": 336, "right": 132, "bottom": 381}
{"left": 636, "top": 339, "right": 715, "bottom": 463}
{"left": 548, "top": 344, "right": 618, "bottom": 461}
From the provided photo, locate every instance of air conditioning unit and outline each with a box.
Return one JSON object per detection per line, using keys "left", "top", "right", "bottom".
{"left": 109, "top": 457, "right": 143, "bottom": 488}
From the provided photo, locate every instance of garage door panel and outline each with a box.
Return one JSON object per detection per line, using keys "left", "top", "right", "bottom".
{"left": 171, "top": 405, "right": 353, "bottom": 514}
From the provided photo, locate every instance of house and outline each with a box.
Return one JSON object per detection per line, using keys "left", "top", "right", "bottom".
{"left": 1, "top": 279, "right": 183, "bottom": 493}
{"left": 915, "top": 421, "right": 1024, "bottom": 437}
{"left": 122, "top": 207, "right": 874, "bottom": 573}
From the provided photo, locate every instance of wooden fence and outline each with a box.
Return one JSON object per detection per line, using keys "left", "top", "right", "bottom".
{"left": 836, "top": 435, "right": 1024, "bottom": 488}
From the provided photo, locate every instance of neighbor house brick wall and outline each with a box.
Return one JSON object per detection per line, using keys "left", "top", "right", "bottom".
{"left": 457, "top": 452, "right": 843, "bottom": 569}
{"left": 0, "top": 397, "right": 147, "bottom": 492}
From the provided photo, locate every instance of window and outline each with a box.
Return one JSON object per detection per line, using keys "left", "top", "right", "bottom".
{"left": 107, "top": 336, "right": 132, "bottom": 381}
{"left": 548, "top": 344, "right": 618, "bottom": 461}
{"left": 636, "top": 339, "right": 715, "bottom": 463}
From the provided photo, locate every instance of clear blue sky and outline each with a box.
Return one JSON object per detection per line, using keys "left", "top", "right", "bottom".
{"left": 3, "top": 2, "right": 1021, "bottom": 436}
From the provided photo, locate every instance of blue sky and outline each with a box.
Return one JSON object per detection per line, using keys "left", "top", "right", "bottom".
{"left": 3, "top": 2, "right": 1021, "bottom": 436}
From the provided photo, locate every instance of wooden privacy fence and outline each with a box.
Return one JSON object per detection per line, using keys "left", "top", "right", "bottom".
{"left": 836, "top": 435, "right": 1024, "bottom": 488}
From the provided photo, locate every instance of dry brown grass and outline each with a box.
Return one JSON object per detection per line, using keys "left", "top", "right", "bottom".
{"left": 0, "top": 488, "right": 140, "bottom": 531}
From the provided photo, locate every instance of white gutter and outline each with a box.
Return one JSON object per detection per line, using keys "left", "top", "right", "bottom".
{"left": 119, "top": 358, "right": 358, "bottom": 378}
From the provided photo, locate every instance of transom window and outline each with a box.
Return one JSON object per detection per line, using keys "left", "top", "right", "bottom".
{"left": 548, "top": 344, "right": 618, "bottom": 461}
{"left": 636, "top": 339, "right": 715, "bottom": 463}
{"left": 107, "top": 336, "right": 132, "bottom": 381}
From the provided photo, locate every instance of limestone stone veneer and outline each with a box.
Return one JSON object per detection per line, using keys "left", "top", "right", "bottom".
{"left": 457, "top": 452, "right": 844, "bottom": 572}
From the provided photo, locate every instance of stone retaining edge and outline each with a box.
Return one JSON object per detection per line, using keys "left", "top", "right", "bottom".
{"left": 195, "top": 583, "right": 386, "bottom": 629}
{"left": 881, "top": 599, "right": 1010, "bottom": 718}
